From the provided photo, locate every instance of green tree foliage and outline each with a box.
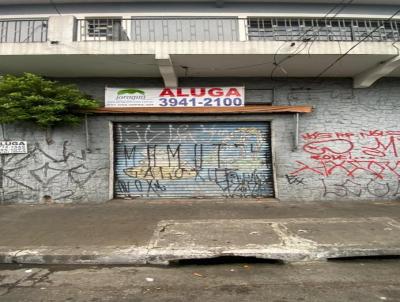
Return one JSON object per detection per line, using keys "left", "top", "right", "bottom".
{"left": 0, "top": 73, "right": 99, "bottom": 128}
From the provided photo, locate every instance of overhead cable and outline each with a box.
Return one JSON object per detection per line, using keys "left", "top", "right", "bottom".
{"left": 314, "top": 7, "right": 400, "bottom": 79}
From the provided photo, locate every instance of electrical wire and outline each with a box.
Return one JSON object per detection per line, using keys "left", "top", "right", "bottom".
{"left": 314, "top": 7, "right": 400, "bottom": 79}
{"left": 291, "top": 0, "right": 351, "bottom": 45}
{"left": 270, "top": 0, "right": 354, "bottom": 80}
{"left": 49, "top": 0, "right": 62, "bottom": 16}
{"left": 44, "top": 0, "right": 394, "bottom": 80}
{"left": 305, "top": 0, "right": 354, "bottom": 56}
{"left": 178, "top": 60, "right": 275, "bottom": 72}
{"left": 56, "top": 3, "right": 353, "bottom": 76}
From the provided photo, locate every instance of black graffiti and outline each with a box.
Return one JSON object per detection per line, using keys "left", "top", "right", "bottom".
{"left": 117, "top": 179, "right": 166, "bottom": 198}
{"left": 122, "top": 143, "right": 261, "bottom": 174}
{"left": 322, "top": 178, "right": 400, "bottom": 198}
{"left": 124, "top": 145, "right": 136, "bottom": 166}
{"left": 0, "top": 140, "right": 101, "bottom": 204}
{"left": 194, "top": 144, "right": 203, "bottom": 169}
{"left": 210, "top": 168, "right": 271, "bottom": 198}
{"left": 167, "top": 144, "right": 181, "bottom": 168}
{"left": 147, "top": 145, "right": 157, "bottom": 167}
{"left": 285, "top": 175, "right": 305, "bottom": 185}
{"left": 212, "top": 144, "right": 226, "bottom": 168}
{"left": 117, "top": 132, "right": 270, "bottom": 198}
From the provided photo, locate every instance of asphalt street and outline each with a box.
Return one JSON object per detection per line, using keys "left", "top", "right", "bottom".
{"left": 0, "top": 259, "right": 399, "bottom": 301}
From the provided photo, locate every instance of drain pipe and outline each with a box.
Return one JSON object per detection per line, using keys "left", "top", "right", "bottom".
{"left": 85, "top": 114, "right": 91, "bottom": 152}
{"left": 293, "top": 113, "right": 300, "bottom": 151}
{"left": 1, "top": 124, "right": 6, "bottom": 140}
{"left": 0, "top": 124, "right": 5, "bottom": 205}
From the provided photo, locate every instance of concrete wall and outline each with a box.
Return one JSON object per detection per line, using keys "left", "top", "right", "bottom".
{"left": 1, "top": 77, "right": 399, "bottom": 203}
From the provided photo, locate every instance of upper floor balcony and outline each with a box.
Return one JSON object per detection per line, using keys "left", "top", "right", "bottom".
{"left": 1, "top": 15, "right": 400, "bottom": 88}
{"left": 76, "top": 17, "right": 400, "bottom": 42}
{"left": 2, "top": 16, "right": 400, "bottom": 43}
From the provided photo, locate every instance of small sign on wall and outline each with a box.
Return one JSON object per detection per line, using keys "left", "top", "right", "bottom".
{"left": 0, "top": 141, "right": 28, "bottom": 154}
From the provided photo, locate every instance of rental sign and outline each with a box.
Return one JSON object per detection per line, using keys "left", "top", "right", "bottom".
{"left": 0, "top": 141, "right": 28, "bottom": 154}
{"left": 105, "top": 87, "right": 245, "bottom": 107}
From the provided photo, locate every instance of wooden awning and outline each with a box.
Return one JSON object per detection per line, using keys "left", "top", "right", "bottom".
{"left": 86, "top": 105, "right": 313, "bottom": 114}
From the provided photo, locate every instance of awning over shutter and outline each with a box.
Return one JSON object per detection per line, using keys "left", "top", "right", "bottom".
{"left": 88, "top": 105, "right": 313, "bottom": 114}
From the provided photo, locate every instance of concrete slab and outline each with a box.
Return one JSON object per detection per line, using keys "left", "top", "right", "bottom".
{"left": 285, "top": 217, "right": 400, "bottom": 246}
{"left": 147, "top": 217, "right": 400, "bottom": 264}
{"left": 0, "top": 201, "right": 400, "bottom": 265}
{"left": 150, "top": 220, "right": 281, "bottom": 249}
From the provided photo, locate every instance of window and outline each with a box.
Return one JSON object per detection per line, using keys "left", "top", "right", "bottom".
{"left": 247, "top": 17, "right": 400, "bottom": 42}
{"left": 85, "top": 18, "right": 127, "bottom": 41}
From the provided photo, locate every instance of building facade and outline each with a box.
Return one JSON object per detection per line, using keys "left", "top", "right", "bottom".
{"left": 0, "top": 0, "right": 400, "bottom": 203}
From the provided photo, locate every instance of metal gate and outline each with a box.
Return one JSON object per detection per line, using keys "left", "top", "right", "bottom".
{"left": 114, "top": 122, "right": 274, "bottom": 199}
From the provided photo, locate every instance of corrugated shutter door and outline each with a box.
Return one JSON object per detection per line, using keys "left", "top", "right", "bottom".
{"left": 114, "top": 122, "right": 274, "bottom": 199}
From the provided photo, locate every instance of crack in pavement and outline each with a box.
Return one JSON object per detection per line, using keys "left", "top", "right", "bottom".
{"left": 0, "top": 269, "right": 52, "bottom": 297}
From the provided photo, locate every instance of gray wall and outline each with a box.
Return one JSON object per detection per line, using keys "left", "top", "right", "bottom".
{"left": 1, "top": 77, "right": 399, "bottom": 203}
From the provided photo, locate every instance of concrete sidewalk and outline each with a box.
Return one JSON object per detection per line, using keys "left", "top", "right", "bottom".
{"left": 0, "top": 199, "right": 400, "bottom": 265}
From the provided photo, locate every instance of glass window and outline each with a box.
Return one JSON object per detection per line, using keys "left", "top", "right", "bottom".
{"left": 85, "top": 18, "right": 127, "bottom": 41}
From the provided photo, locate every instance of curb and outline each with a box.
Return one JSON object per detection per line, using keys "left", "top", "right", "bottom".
{"left": 0, "top": 246, "right": 148, "bottom": 265}
{"left": 1, "top": 246, "right": 400, "bottom": 266}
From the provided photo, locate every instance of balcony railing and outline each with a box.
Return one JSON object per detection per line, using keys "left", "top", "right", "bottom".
{"left": 2, "top": 17, "right": 398, "bottom": 43}
{"left": 77, "top": 17, "right": 240, "bottom": 42}
{"left": 76, "top": 17, "right": 400, "bottom": 43}
{"left": 0, "top": 19, "right": 48, "bottom": 43}
{"left": 248, "top": 18, "right": 400, "bottom": 42}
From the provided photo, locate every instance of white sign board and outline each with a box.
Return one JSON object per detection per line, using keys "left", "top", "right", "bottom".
{"left": 105, "top": 87, "right": 245, "bottom": 108}
{"left": 0, "top": 141, "right": 28, "bottom": 154}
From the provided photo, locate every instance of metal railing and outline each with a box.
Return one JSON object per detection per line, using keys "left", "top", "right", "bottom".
{"left": 0, "top": 19, "right": 48, "bottom": 43}
{"left": 77, "top": 17, "right": 240, "bottom": 41}
{"left": 248, "top": 18, "right": 400, "bottom": 42}
{"left": 76, "top": 17, "right": 400, "bottom": 42}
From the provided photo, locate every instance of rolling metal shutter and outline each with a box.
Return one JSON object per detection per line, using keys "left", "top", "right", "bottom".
{"left": 114, "top": 122, "right": 274, "bottom": 199}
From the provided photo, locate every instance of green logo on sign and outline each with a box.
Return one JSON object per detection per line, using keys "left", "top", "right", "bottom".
{"left": 117, "top": 89, "right": 145, "bottom": 95}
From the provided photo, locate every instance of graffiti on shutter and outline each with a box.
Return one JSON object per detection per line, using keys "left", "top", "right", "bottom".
{"left": 114, "top": 122, "right": 274, "bottom": 198}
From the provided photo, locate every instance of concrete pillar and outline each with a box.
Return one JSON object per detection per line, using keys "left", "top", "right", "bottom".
{"left": 353, "top": 55, "right": 400, "bottom": 88}
{"left": 156, "top": 54, "right": 178, "bottom": 88}
{"left": 47, "top": 15, "right": 77, "bottom": 43}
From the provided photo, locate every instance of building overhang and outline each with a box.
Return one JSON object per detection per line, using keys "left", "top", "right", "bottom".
{"left": 1, "top": 40, "right": 399, "bottom": 88}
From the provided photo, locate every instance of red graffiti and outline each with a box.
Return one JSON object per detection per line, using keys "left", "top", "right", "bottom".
{"left": 303, "top": 139, "right": 354, "bottom": 155}
{"left": 302, "top": 132, "right": 334, "bottom": 140}
{"left": 292, "top": 130, "right": 400, "bottom": 180}
{"left": 362, "top": 136, "right": 398, "bottom": 158}
{"left": 291, "top": 160, "right": 400, "bottom": 179}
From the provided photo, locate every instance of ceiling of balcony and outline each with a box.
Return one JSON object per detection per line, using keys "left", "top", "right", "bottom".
{"left": 0, "top": 0, "right": 399, "bottom": 5}
{"left": 0, "top": 53, "right": 396, "bottom": 79}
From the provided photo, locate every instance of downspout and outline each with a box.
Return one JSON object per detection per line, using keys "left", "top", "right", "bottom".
{"left": 1, "top": 124, "right": 6, "bottom": 140}
{"left": 0, "top": 124, "right": 5, "bottom": 204}
{"left": 85, "top": 114, "right": 91, "bottom": 152}
{"left": 293, "top": 113, "right": 299, "bottom": 151}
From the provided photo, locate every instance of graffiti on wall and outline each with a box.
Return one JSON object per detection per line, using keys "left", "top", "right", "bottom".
{"left": 321, "top": 178, "right": 400, "bottom": 198}
{"left": 114, "top": 123, "right": 274, "bottom": 198}
{"left": 289, "top": 130, "right": 400, "bottom": 199}
{"left": 0, "top": 141, "right": 100, "bottom": 204}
